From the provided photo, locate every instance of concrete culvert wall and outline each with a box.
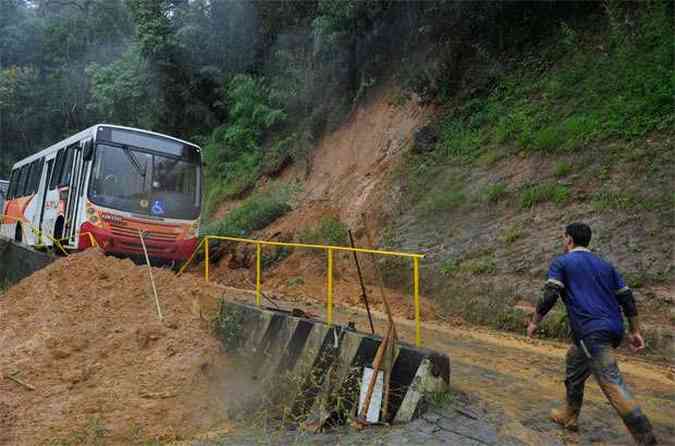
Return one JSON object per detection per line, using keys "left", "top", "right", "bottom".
{"left": 0, "top": 236, "right": 55, "bottom": 286}
{"left": 215, "top": 300, "right": 450, "bottom": 429}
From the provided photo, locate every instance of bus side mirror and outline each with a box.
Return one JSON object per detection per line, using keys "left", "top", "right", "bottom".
{"left": 83, "top": 140, "right": 94, "bottom": 161}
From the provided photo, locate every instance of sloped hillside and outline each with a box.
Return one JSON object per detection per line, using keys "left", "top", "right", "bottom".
{"left": 204, "top": 4, "right": 673, "bottom": 356}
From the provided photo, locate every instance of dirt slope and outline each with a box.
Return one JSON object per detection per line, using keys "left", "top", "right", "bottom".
{"left": 0, "top": 250, "right": 243, "bottom": 445}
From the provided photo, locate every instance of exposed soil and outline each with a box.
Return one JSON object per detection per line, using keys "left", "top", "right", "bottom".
{"left": 0, "top": 250, "right": 248, "bottom": 445}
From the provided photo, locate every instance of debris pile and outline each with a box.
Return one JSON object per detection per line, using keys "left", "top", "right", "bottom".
{"left": 0, "top": 249, "right": 239, "bottom": 445}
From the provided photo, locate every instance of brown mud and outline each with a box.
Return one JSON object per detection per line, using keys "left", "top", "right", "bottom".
{"left": 0, "top": 250, "right": 249, "bottom": 445}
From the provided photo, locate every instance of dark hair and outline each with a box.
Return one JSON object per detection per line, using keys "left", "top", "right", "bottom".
{"left": 565, "top": 223, "right": 592, "bottom": 247}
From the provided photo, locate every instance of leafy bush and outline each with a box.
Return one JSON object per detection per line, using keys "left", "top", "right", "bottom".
{"left": 201, "top": 185, "right": 292, "bottom": 237}
{"left": 299, "top": 216, "right": 349, "bottom": 246}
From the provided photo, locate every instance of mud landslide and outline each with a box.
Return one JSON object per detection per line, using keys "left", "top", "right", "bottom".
{"left": 0, "top": 249, "right": 242, "bottom": 445}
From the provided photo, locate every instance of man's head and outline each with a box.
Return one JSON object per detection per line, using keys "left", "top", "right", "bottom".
{"left": 563, "top": 223, "right": 592, "bottom": 252}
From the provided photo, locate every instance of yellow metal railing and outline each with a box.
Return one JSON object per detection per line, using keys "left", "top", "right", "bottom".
{"left": 179, "top": 235, "right": 425, "bottom": 346}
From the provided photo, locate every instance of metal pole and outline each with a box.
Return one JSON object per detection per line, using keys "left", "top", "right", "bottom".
{"left": 138, "top": 230, "right": 163, "bottom": 321}
{"left": 327, "top": 248, "right": 334, "bottom": 325}
{"left": 205, "top": 237, "right": 210, "bottom": 282}
{"left": 414, "top": 257, "right": 421, "bottom": 347}
{"left": 256, "top": 242, "right": 262, "bottom": 307}
{"left": 348, "top": 229, "right": 375, "bottom": 334}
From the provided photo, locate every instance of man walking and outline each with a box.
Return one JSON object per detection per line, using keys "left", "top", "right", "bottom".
{"left": 527, "top": 223, "right": 657, "bottom": 445}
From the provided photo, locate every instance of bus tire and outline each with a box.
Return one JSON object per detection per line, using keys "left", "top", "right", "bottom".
{"left": 15, "top": 224, "right": 22, "bottom": 243}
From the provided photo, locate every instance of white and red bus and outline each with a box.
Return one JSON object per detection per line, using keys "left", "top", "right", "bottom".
{"left": 1, "top": 125, "right": 202, "bottom": 262}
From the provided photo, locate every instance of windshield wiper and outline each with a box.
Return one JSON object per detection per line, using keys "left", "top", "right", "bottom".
{"left": 122, "top": 145, "right": 146, "bottom": 178}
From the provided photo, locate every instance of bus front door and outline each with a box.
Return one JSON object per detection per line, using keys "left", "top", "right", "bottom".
{"left": 63, "top": 145, "right": 82, "bottom": 247}
{"left": 36, "top": 159, "right": 54, "bottom": 245}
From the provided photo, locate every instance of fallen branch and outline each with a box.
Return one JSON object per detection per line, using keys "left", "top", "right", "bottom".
{"left": 5, "top": 373, "right": 36, "bottom": 391}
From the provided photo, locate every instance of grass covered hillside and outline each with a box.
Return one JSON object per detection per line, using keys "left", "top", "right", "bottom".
{"left": 381, "top": 3, "right": 673, "bottom": 351}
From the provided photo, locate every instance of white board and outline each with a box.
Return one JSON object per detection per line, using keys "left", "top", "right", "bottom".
{"left": 358, "top": 367, "right": 384, "bottom": 423}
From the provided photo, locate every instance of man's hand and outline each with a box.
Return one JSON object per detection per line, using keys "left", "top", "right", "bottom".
{"left": 628, "top": 332, "right": 646, "bottom": 353}
{"left": 527, "top": 321, "right": 538, "bottom": 338}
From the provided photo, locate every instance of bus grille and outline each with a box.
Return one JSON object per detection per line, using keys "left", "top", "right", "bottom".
{"left": 110, "top": 224, "right": 178, "bottom": 242}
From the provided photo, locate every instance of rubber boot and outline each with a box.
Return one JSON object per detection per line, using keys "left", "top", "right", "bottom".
{"left": 550, "top": 406, "right": 579, "bottom": 431}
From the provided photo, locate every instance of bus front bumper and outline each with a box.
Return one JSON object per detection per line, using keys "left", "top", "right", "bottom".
{"left": 80, "top": 223, "right": 199, "bottom": 262}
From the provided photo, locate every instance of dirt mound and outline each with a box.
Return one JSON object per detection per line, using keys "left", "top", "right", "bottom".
{"left": 0, "top": 250, "right": 241, "bottom": 445}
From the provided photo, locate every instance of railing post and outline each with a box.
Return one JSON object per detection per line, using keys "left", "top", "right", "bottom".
{"left": 414, "top": 257, "right": 421, "bottom": 347}
{"left": 205, "top": 237, "right": 210, "bottom": 282}
{"left": 256, "top": 242, "right": 262, "bottom": 307}
{"left": 327, "top": 248, "right": 334, "bottom": 325}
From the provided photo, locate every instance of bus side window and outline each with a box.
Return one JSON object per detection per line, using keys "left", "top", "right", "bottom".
{"left": 28, "top": 159, "right": 43, "bottom": 194}
{"left": 17, "top": 165, "right": 30, "bottom": 197}
{"left": 50, "top": 149, "right": 65, "bottom": 190}
{"left": 59, "top": 146, "right": 76, "bottom": 187}
{"left": 7, "top": 169, "right": 17, "bottom": 199}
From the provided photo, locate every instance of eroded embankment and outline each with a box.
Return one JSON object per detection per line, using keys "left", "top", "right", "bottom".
{"left": 0, "top": 249, "right": 246, "bottom": 445}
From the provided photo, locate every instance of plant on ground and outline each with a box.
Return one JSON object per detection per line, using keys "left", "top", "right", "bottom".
{"left": 287, "top": 276, "right": 305, "bottom": 287}
{"left": 459, "top": 254, "right": 496, "bottom": 275}
{"left": 480, "top": 182, "right": 508, "bottom": 203}
{"left": 553, "top": 160, "right": 573, "bottom": 177}
{"left": 520, "top": 183, "right": 569, "bottom": 209}
{"left": 212, "top": 301, "right": 245, "bottom": 352}
{"left": 299, "top": 216, "right": 349, "bottom": 246}
{"left": 262, "top": 246, "right": 292, "bottom": 270}
{"left": 440, "top": 258, "right": 459, "bottom": 276}
{"left": 500, "top": 224, "right": 524, "bottom": 245}
{"left": 202, "top": 185, "right": 293, "bottom": 237}
{"left": 47, "top": 417, "right": 109, "bottom": 446}
{"left": 590, "top": 189, "right": 656, "bottom": 211}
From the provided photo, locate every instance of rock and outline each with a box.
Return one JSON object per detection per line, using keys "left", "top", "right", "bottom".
{"left": 412, "top": 126, "right": 439, "bottom": 153}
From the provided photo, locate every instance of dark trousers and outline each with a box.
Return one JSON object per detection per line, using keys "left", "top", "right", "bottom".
{"left": 565, "top": 332, "right": 657, "bottom": 445}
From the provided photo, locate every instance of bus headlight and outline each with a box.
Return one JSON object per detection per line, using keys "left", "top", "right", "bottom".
{"left": 187, "top": 221, "right": 200, "bottom": 237}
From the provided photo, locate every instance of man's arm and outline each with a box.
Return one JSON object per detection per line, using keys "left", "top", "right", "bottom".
{"left": 528, "top": 281, "right": 563, "bottom": 337}
{"left": 616, "top": 286, "right": 645, "bottom": 352}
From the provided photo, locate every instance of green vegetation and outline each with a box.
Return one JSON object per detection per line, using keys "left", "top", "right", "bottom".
{"left": 459, "top": 254, "right": 497, "bottom": 275}
{"left": 500, "top": 224, "right": 525, "bottom": 245}
{"left": 432, "top": 2, "right": 672, "bottom": 161}
{"left": 212, "top": 301, "right": 245, "bottom": 352}
{"left": 553, "top": 160, "right": 573, "bottom": 178}
{"left": 481, "top": 183, "right": 508, "bottom": 203}
{"left": 520, "top": 183, "right": 570, "bottom": 209}
{"left": 287, "top": 276, "right": 305, "bottom": 287}
{"left": 47, "top": 417, "right": 109, "bottom": 446}
{"left": 417, "top": 172, "right": 467, "bottom": 215}
{"left": 203, "top": 75, "right": 287, "bottom": 210}
{"left": 299, "top": 216, "right": 349, "bottom": 246}
{"left": 262, "top": 246, "right": 292, "bottom": 270}
{"left": 590, "top": 189, "right": 661, "bottom": 211}
{"left": 202, "top": 185, "right": 293, "bottom": 238}
{"left": 441, "top": 251, "right": 496, "bottom": 276}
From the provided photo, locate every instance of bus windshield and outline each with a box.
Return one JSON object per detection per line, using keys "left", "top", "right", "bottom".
{"left": 89, "top": 144, "right": 201, "bottom": 220}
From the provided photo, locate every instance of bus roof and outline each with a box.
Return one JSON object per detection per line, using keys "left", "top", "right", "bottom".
{"left": 10, "top": 124, "right": 201, "bottom": 170}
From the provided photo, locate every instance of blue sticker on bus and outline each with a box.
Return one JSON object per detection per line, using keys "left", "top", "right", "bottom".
{"left": 151, "top": 200, "right": 165, "bottom": 216}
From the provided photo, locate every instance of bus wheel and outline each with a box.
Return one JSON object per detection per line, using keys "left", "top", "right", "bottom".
{"left": 15, "top": 224, "right": 22, "bottom": 243}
